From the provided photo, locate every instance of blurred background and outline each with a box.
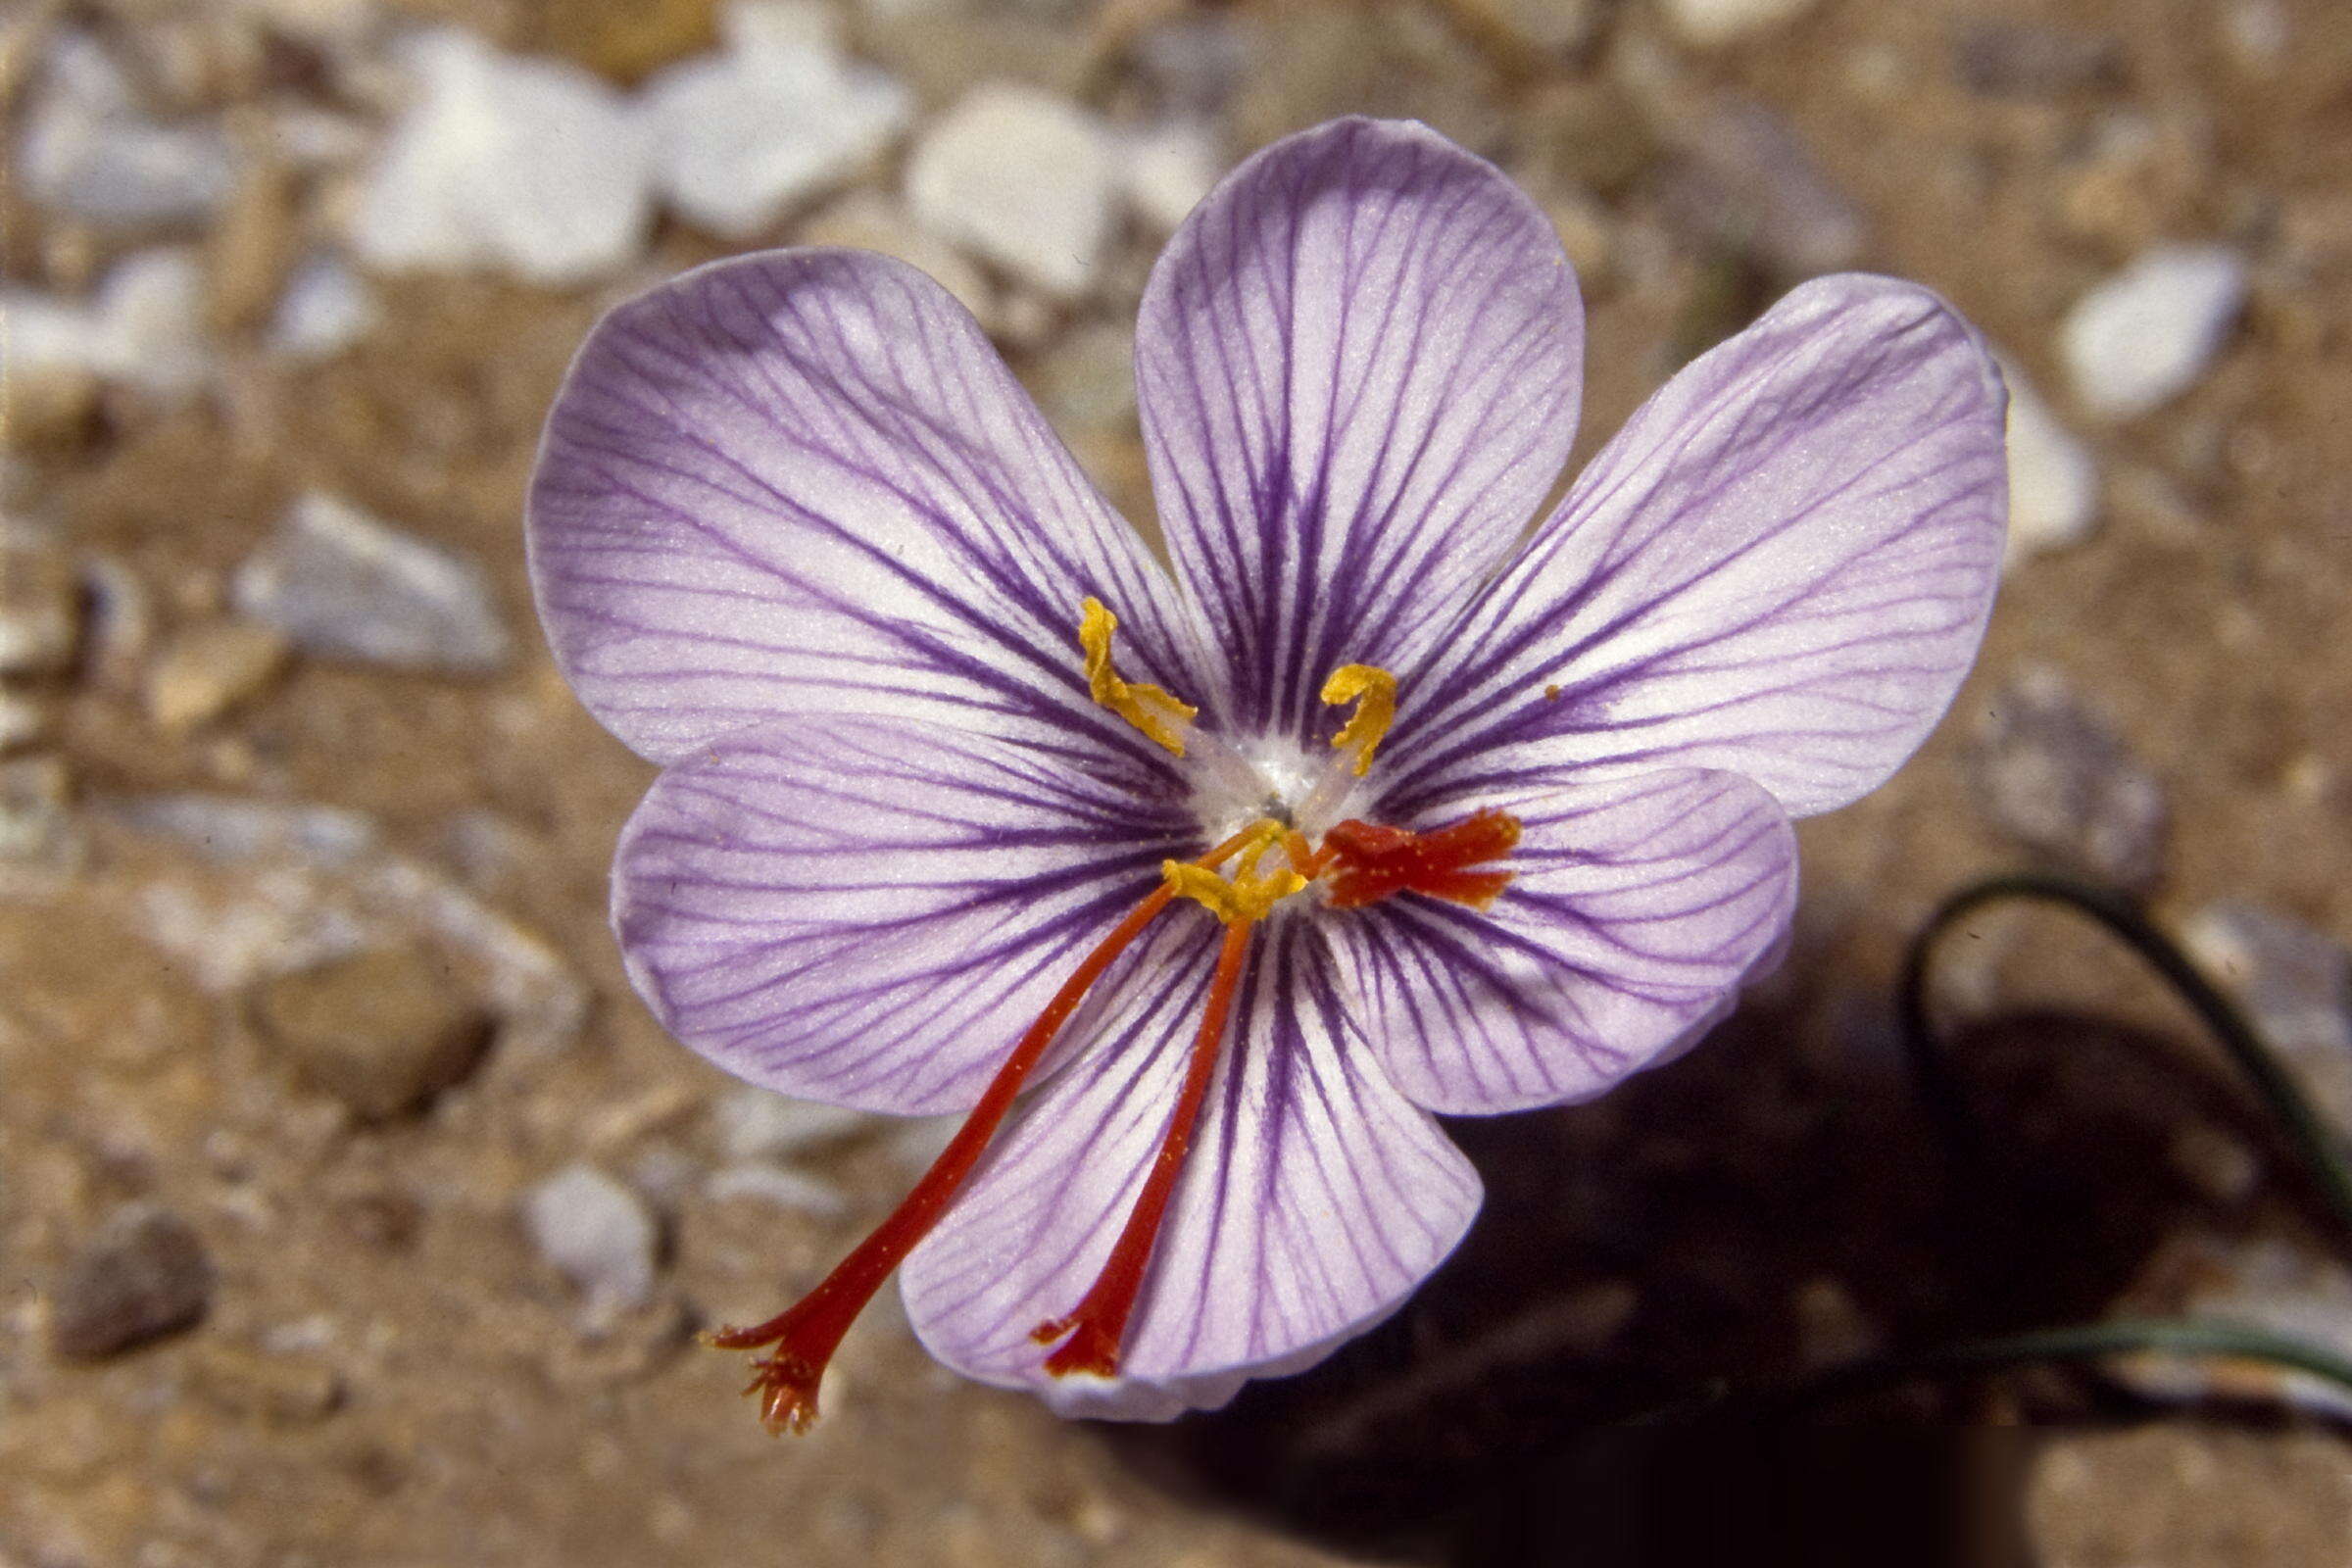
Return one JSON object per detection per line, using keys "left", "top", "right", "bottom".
{"left": 5, "top": 0, "right": 2352, "bottom": 1563}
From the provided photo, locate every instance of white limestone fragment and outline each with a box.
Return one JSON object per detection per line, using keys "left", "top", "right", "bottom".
{"left": 906, "top": 84, "right": 1119, "bottom": 299}
{"left": 1120, "top": 121, "right": 1222, "bottom": 236}
{"left": 269, "top": 253, "right": 380, "bottom": 361}
{"left": 1999, "top": 360, "right": 2100, "bottom": 565}
{"left": 2060, "top": 244, "right": 2247, "bottom": 420}
{"left": 705, "top": 1162, "right": 849, "bottom": 1218}
{"left": 0, "top": 249, "right": 213, "bottom": 397}
{"left": 1660, "top": 0, "right": 1822, "bottom": 48}
{"left": 524, "top": 1164, "right": 660, "bottom": 1317}
{"left": 712, "top": 1087, "right": 874, "bottom": 1161}
{"left": 350, "top": 29, "right": 652, "bottom": 286}
{"left": 642, "top": 3, "right": 912, "bottom": 239}
{"left": 19, "top": 30, "right": 234, "bottom": 229}
{"left": 232, "top": 493, "right": 510, "bottom": 674}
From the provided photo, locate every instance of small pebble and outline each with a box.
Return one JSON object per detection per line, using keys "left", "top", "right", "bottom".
{"left": 49, "top": 1203, "right": 215, "bottom": 1360}
{"left": 712, "top": 1087, "right": 873, "bottom": 1161}
{"left": 145, "top": 620, "right": 290, "bottom": 733}
{"left": 2060, "top": 244, "right": 2247, "bottom": 420}
{"left": 705, "top": 1161, "right": 850, "bottom": 1218}
{"left": 350, "top": 29, "right": 652, "bottom": 286}
{"left": 2182, "top": 901, "right": 2352, "bottom": 1134}
{"left": 643, "top": 3, "right": 912, "bottom": 239}
{"left": 2, "top": 249, "right": 216, "bottom": 398}
{"left": 524, "top": 1164, "right": 661, "bottom": 1318}
{"left": 1953, "top": 22, "right": 2124, "bottom": 99}
{"left": 231, "top": 493, "right": 510, "bottom": 675}
{"left": 18, "top": 30, "right": 234, "bottom": 229}
{"left": 1117, "top": 121, "right": 1221, "bottom": 236}
{"left": 1659, "top": 0, "right": 1821, "bottom": 49}
{"left": 268, "top": 253, "right": 379, "bottom": 363}
{"left": 0, "top": 537, "right": 80, "bottom": 677}
{"left": 1966, "top": 667, "right": 2168, "bottom": 890}
{"left": 906, "top": 83, "right": 1118, "bottom": 299}
{"left": 2000, "top": 361, "right": 2100, "bottom": 565}
{"left": 253, "top": 945, "right": 493, "bottom": 1121}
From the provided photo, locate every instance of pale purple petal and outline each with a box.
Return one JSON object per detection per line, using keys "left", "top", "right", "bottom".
{"left": 611, "top": 714, "right": 1194, "bottom": 1115}
{"left": 1380, "top": 274, "right": 2006, "bottom": 819}
{"left": 1328, "top": 769, "right": 1796, "bottom": 1115}
{"left": 529, "top": 248, "right": 1211, "bottom": 767}
{"left": 1135, "top": 117, "right": 1583, "bottom": 743}
{"left": 901, "top": 916, "right": 1482, "bottom": 1418}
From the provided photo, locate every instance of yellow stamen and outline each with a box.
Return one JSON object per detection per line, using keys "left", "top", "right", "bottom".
{"left": 1080, "top": 598, "right": 1197, "bottom": 757}
{"left": 1162, "top": 821, "right": 1305, "bottom": 924}
{"left": 1320, "top": 663, "right": 1398, "bottom": 778}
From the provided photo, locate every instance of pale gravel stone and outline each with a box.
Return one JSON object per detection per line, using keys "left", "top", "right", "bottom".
{"left": 350, "top": 29, "right": 652, "bottom": 286}
{"left": 96, "top": 250, "right": 214, "bottom": 394}
{"left": 1659, "top": 0, "right": 1822, "bottom": 49}
{"left": 2222, "top": 0, "right": 2291, "bottom": 74}
{"left": 100, "top": 791, "right": 588, "bottom": 1055}
{"left": 523, "top": 1165, "right": 660, "bottom": 1317}
{"left": 2060, "top": 244, "right": 2248, "bottom": 420}
{"left": 642, "top": 3, "right": 912, "bottom": 239}
{"left": 906, "top": 83, "right": 1118, "bottom": 299}
{"left": 0, "top": 249, "right": 215, "bottom": 397}
{"left": 2182, "top": 901, "right": 2352, "bottom": 1135}
{"left": 712, "top": 1087, "right": 874, "bottom": 1161}
{"left": 19, "top": 30, "right": 234, "bottom": 229}
{"left": 232, "top": 493, "right": 510, "bottom": 674}
{"left": 1966, "top": 666, "right": 2168, "bottom": 890}
{"left": 722, "top": 0, "right": 846, "bottom": 54}
{"left": 269, "top": 253, "right": 380, "bottom": 362}
{"left": 1999, "top": 360, "right": 2100, "bottom": 566}
{"left": 1118, "top": 120, "right": 1222, "bottom": 235}
{"left": 705, "top": 1162, "right": 850, "bottom": 1218}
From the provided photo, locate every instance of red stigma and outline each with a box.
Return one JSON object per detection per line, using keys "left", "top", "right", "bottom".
{"left": 1031, "top": 916, "right": 1253, "bottom": 1379}
{"left": 1320, "top": 808, "right": 1522, "bottom": 910}
{"left": 706, "top": 826, "right": 1261, "bottom": 1435}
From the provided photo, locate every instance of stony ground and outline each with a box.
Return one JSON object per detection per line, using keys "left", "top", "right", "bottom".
{"left": 6, "top": 0, "right": 2352, "bottom": 1564}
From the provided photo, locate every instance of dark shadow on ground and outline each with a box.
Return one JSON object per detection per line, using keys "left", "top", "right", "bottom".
{"left": 1102, "top": 980, "right": 2308, "bottom": 1566}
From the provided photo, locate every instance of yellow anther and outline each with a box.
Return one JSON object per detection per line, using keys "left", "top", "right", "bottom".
{"left": 1320, "top": 663, "right": 1398, "bottom": 778}
{"left": 1161, "top": 820, "right": 1305, "bottom": 924}
{"left": 1080, "top": 598, "right": 1197, "bottom": 757}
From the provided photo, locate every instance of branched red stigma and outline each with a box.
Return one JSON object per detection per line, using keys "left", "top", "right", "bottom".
{"left": 1321, "top": 808, "right": 1522, "bottom": 909}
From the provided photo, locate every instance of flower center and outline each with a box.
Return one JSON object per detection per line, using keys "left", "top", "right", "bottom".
{"left": 703, "top": 602, "right": 1522, "bottom": 1433}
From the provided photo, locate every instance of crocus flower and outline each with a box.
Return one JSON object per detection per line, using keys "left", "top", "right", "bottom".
{"left": 527, "top": 118, "right": 2006, "bottom": 1430}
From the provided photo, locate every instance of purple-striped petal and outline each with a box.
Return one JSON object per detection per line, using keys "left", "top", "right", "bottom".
{"left": 611, "top": 713, "right": 1194, "bottom": 1115}
{"left": 528, "top": 248, "right": 1210, "bottom": 767}
{"left": 1135, "top": 117, "right": 1583, "bottom": 743}
{"left": 1380, "top": 275, "right": 2006, "bottom": 819}
{"left": 1328, "top": 768, "right": 1796, "bottom": 1115}
{"left": 901, "top": 916, "right": 1481, "bottom": 1419}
